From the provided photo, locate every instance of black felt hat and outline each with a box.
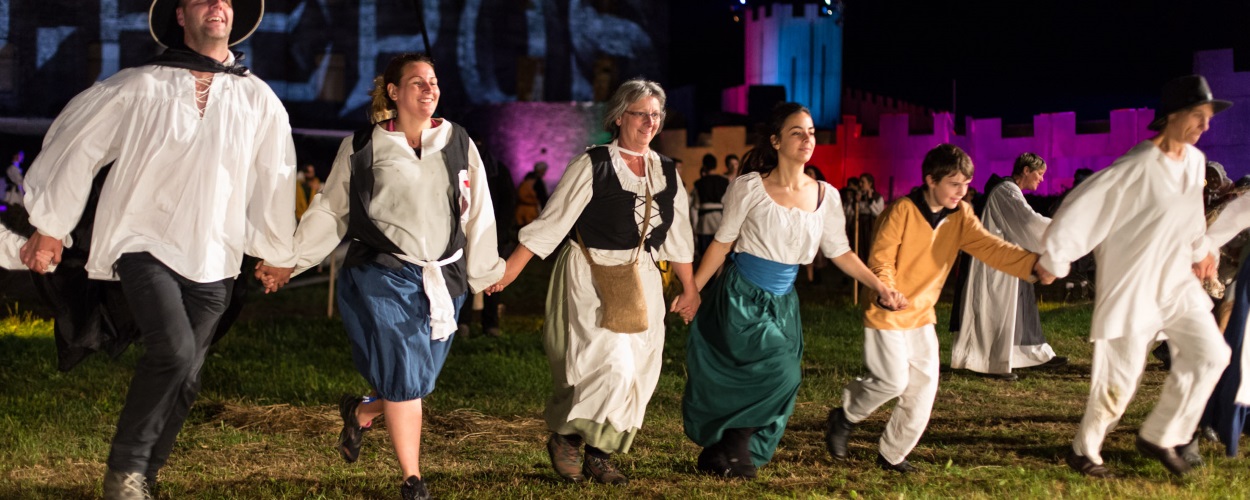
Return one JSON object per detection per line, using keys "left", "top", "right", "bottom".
{"left": 148, "top": 0, "right": 264, "bottom": 48}
{"left": 1148, "top": 75, "right": 1233, "bottom": 131}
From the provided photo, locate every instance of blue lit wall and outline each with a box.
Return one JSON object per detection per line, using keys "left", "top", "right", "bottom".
{"left": 744, "top": 2, "right": 842, "bottom": 127}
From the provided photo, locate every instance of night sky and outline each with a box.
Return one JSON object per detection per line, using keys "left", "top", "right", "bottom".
{"left": 671, "top": 0, "right": 1249, "bottom": 126}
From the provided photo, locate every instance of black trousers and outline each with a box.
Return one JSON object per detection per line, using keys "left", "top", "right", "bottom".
{"left": 458, "top": 291, "right": 501, "bottom": 330}
{"left": 106, "top": 253, "right": 233, "bottom": 475}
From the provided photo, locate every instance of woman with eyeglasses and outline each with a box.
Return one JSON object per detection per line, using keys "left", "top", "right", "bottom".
{"left": 487, "top": 79, "right": 698, "bottom": 485}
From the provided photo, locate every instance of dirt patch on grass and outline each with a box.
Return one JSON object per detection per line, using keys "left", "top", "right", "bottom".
{"left": 201, "top": 401, "right": 340, "bottom": 436}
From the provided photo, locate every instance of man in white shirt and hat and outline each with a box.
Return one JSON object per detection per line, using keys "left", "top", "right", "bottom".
{"left": 1039, "top": 74, "right": 1233, "bottom": 478}
{"left": 20, "top": 1, "right": 296, "bottom": 497}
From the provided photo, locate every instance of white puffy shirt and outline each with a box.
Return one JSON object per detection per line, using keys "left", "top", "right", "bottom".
{"left": 292, "top": 121, "right": 505, "bottom": 293}
{"left": 714, "top": 172, "right": 851, "bottom": 265}
{"left": 24, "top": 61, "right": 299, "bottom": 282}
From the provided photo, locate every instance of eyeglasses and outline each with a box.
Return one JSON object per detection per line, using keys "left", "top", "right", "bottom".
{"left": 624, "top": 110, "right": 665, "bottom": 122}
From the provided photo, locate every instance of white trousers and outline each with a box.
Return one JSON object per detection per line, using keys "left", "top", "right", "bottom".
{"left": 843, "top": 325, "right": 939, "bottom": 465}
{"left": 1073, "top": 309, "right": 1230, "bottom": 464}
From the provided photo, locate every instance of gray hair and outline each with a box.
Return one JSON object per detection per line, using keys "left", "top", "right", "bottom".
{"left": 1012, "top": 152, "right": 1047, "bottom": 176}
{"left": 603, "top": 78, "right": 667, "bottom": 139}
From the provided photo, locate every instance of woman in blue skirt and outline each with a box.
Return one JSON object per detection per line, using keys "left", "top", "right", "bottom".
{"left": 281, "top": 53, "right": 505, "bottom": 499}
{"left": 678, "top": 103, "right": 906, "bottom": 478}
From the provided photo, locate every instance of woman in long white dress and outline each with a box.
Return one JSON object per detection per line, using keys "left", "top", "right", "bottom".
{"left": 489, "top": 79, "right": 699, "bottom": 486}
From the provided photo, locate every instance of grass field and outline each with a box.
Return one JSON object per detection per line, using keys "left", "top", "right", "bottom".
{"left": 0, "top": 264, "right": 1246, "bottom": 499}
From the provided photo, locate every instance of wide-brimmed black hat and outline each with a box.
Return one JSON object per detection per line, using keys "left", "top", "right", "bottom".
{"left": 1148, "top": 75, "right": 1233, "bottom": 131}
{"left": 149, "top": 0, "right": 264, "bottom": 48}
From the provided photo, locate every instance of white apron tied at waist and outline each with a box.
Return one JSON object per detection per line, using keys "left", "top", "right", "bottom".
{"left": 397, "top": 248, "right": 464, "bottom": 342}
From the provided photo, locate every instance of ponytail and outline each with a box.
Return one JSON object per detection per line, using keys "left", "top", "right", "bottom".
{"left": 368, "top": 75, "right": 395, "bottom": 124}
{"left": 738, "top": 144, "right": 778, "bottom": 178}
{"left": 740, "top": 102, "right": 810, "bottom": 178}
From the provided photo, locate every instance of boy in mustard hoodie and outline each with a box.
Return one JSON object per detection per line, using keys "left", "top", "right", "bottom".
{"left": 825, "top": 144, "right": 1054, "bottom": 472}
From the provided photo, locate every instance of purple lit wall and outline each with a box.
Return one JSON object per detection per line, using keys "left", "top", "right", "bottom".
{"left": 474, "top": 102, "right": 609, "bottom": 187}
{"left": 689, "top": 49, "right": 1250, "bottom": 199}
{"left": 1196, "top": 49, "right": 1250, "bottom": 180}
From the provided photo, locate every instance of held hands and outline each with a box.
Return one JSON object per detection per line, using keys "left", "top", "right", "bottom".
{"left": 1033, "top": 261, "right": 1056, "bottom": 285}
{"left": 1193, "top": 252, "right": 1217, "bottom": 281}
{"left": 485, "top": 260, "right": 524, "bottom": 295}
{"left": 669, "top": 288, "right": 700, "bottom": 324}
{"left": 20, "top": 231, "right": 63, "bottom": 274}
{"left": 254, "top": 261, "right": 294, "bottom": 293}
{"left": 874, "top": 286, "right": 909, "bottom": 311}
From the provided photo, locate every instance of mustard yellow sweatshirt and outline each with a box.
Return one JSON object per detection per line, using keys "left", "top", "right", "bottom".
{"left": 864, "top": 196, "right": 1038, "bottom": 330}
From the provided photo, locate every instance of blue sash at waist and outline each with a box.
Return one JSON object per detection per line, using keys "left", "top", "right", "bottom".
{"left": 731, "top": 252, "right": 798, "bottom": 295}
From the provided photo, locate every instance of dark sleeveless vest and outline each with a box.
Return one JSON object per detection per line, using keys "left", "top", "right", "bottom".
{"left": 692, "top": 174, "right": 730, "bottom": 214}
{"left": 569, "top": 146, "right": 678, "bottom": 251}
{"left": 343, "top": 122, "right": 471, "bottom": 297}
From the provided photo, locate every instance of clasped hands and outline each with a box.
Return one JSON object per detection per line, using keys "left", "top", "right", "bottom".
{"left": 19, "top": 231, "right": 62, "bottom": 274}
{"left": 875, "top": 287, "right": 910, "bottom": 311}
{"left": 254, "top": 261, "right": 293, "bottom": 293}
{"left": 1193, "top": 252, "right": 1217, "bottom": 282}
{"left": 1034, "top": 261, "right": 1056, "bottom": 285}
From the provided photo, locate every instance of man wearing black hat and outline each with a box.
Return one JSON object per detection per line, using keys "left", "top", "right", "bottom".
{"left": 1037, "top": 75, "right": 1233, "bottom": 478}
{"left": 19, "top": 1, "right": 295, "bottom": 498}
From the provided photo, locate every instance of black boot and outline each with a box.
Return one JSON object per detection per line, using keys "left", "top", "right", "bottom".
{"left": 696, "top": 442, "right": 732, "bottom": 477}
{"left": 721, "top": 427, "right": 759, "bottom": 479}
{"left": 825, "top": 407, "right": 854, "bottom": 459}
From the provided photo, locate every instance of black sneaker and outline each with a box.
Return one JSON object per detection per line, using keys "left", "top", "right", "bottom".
{"left": 337, "top": 395, "right": 369, "bottom": 463}
{"left": 876, "top": 454, "right": 918, "bottom": 474}
{"left": 825, "top": 407, "right": 853, "bottom": 460}
{"left": 400, "top": 476, "right": 430, "bottom": 500}
{"left": 1136, "top": 435, "right": 1191, "bottom": 476}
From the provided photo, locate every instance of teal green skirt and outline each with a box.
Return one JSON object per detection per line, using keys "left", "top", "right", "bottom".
{"left": 682, "top": 263, "right": 803, "bottom": 467}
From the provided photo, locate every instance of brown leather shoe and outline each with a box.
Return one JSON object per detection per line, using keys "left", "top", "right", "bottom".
{"left": 546, "top": 433, "right": 585, "bottom": 482}
{"left": 1065, "top": 451, "right": 1114, "bottom": 478}
{"left": 583, "top": 454, "right": 629, "bottom": 485}
{"left": 1136, "top": 435, "right": 1191, "bottom": 476}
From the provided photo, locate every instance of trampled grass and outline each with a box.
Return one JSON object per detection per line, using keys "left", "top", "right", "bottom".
{"left": 1, "top": 267, "right": 1247, "bottom": 499}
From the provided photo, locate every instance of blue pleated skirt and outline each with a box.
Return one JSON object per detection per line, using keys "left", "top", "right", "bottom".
{"left": 336, "top": 260, "right": 466, "bottom": 402}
